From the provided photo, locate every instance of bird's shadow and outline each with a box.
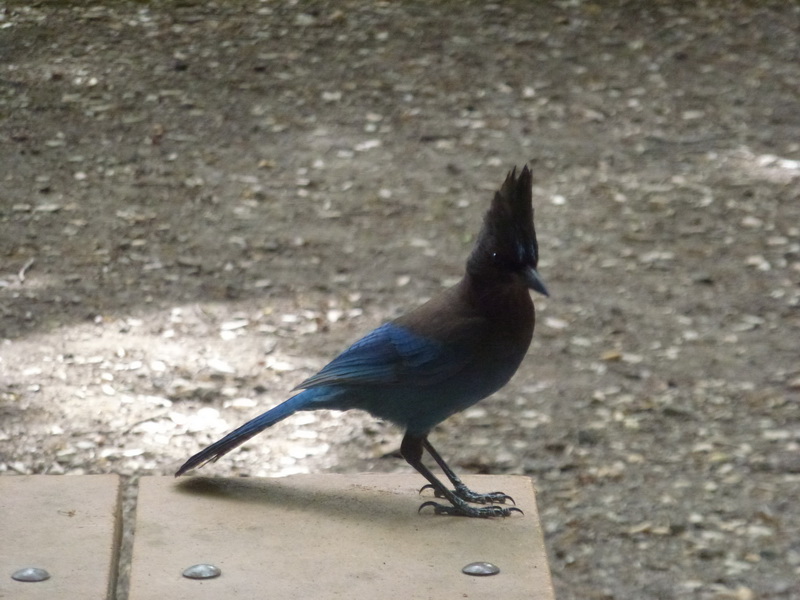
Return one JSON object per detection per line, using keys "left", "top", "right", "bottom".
{"left": 172, "top": 475, "right": 442, "bottom": 529}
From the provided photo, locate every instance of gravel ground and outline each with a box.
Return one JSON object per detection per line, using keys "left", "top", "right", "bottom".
{"left": 1, "top": 2, "right": 799, "bottom": 599}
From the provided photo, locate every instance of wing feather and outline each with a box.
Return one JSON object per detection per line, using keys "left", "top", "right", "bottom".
{"left": 296, "top": 323, "right": 467, "bottom": 389}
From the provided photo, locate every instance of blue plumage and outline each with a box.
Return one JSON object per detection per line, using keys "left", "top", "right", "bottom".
{"left": 176, "top": 166, "right": 548, "bottom": 518}
{"left": 297, "top": 323, "right": 448, "bottom": 389}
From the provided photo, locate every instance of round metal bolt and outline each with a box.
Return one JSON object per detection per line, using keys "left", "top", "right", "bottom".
{"left": 12, "top": 567, "right": 51, "bottom": 582}
{"left": 462, "top": 561, "right": 500, "bottom": 576}
{"left": 182, "top": 564, "right": 221, "bottom": 580}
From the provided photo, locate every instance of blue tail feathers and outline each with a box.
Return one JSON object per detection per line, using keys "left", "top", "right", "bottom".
{"left": 175, "top": 389, "right": 326, "bottom": 476}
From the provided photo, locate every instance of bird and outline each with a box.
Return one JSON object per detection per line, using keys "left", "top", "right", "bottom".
{"left": 176, "top": 165, "right": 548, "bottom": 518}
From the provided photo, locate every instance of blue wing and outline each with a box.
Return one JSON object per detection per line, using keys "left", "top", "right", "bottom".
{"left": 296, "top": 323, "right": 467, "bottom": 389}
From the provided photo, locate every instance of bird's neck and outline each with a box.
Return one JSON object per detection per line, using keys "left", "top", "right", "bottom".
{"left": 459, "top": 270, "right": 535, "bottom": 325}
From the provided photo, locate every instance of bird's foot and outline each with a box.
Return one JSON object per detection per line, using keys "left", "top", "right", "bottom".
{"left": 418, "top": 500, "right": 523, "bottom": 518}
{"left": 419, "top": 482, "right": 515, "bottom": 505}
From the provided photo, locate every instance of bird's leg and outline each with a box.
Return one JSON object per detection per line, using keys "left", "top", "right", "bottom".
{"left": 401, "top": 433, "right": 521, "bottom": 518}
{"left": 420, "top": 438, "right": 516, "bottom": 505}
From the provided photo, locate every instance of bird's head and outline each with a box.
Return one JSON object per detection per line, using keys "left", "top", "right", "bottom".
{"left": 466, "top": 165, "right": 549, "bottom": 296}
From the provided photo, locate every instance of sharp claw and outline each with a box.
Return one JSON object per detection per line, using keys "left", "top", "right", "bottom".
{"left": 477, "top": 492, "right": 514, "bottom": 505}
{"left": 452, "top": 486, "right": 515, "bottom": 505}
{"left": 418, "top": 500, "right": 440, "bottom": 513}
{"left": 417, "top": 500, "right": 524, "bottom": 518}
{"left": 420, "top": 483, "right": 518, "bottom": 509}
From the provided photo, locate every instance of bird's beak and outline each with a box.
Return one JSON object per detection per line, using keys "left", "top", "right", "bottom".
{"left": 524, "top": 267, "right": 549, "bottom": 297}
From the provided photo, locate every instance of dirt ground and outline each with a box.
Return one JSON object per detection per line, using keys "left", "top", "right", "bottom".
{"left": 1, "top": 2, "right": 799, "bottom": 599}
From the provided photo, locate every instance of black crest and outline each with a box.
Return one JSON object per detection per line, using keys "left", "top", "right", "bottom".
{"left": 467, "top": 165, "right": 539, "bottom": 276}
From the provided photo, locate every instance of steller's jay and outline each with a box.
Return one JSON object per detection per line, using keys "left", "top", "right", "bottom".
{"left": 176, "top": 166, "right": 548, "bottom": 518}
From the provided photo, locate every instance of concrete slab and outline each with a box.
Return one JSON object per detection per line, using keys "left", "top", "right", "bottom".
{"left": 130, "top": 474, "right": 554, "bottom": 599}
{"left": 0, "top": 474, "right": 122, "bottom": 600}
